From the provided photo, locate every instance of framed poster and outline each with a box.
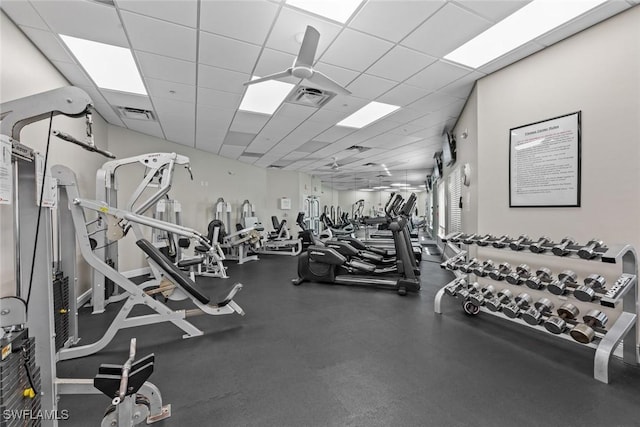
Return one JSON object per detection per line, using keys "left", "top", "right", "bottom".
{"left": 509, "top": 111, "right": 581, "bottom": 207}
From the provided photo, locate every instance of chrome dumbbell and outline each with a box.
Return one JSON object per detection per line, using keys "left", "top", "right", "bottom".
{"left": 485, "top": 289, "right": 513, "bottom": 312}
{"left": 570, "top": 310, "right": 608, "bottom": 344}
{"left": 441, "top": 256, "right": 466, "bottom": 271}
{"left": 551, "top": 236, "right": 575, "bottom": 256}
{"left": 506, "top": 264, "right": 531, "bottom": 285}
{"left": 457, "top": 282, "right": 481, "bottom": 299}
{"left": 577, "top": 239, "right": 605, "bottom": 260}
{"left": 475, "top": 234, "right": 494, "bottom": 247}
{"left": 574, "top": 274, "right": 606, "bottom": 302}
{"left": 462, "top": 233, "right": 479, "bottom": 245}
{"left": 444, "top": 278, "right": 468, "bottom": 296}
{"left": 529, "top": 236, "right": 550, "bottom": 253}
{"left": 468, "top": 284, "right": 496, "bottom": 307}
{"left": 492, "top": 235, "right": 510, "bottom": 249}
{"left": 521, "top": 298, "right": 554, "bottom": 325}
{"left": 524, "top": 267, "right": 552, "bottom": 290}
{"left": 546, "top": 270, "right": 577, "bottom": 295}
{"left": 448, "top": 232, "right": 465, "bottom": 243}
{"left": 472, "top": 260, "right": 495, "bottom": 277}
{"left": 509, "top": 235, "right": 530, "bottom": 251}
{"left": 459, "top": 258, "right": 480, "bottom": 274}
{"left": 502, "top": 293, "right": 533, "bottom": 318}
{"left": 544, "top": 303, "right": 579, "bottom": 334}
{"left": 488, "top": 262, "right": 512, "bottom": 281}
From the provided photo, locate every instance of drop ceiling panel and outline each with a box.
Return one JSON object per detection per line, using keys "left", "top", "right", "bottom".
{"left": 199, "top": 31, "right": 261, "bottom": 73}
{"left": 223, "top": 131, "right": 256, "bottom": 147}
{"left": 455, "top": 0, "right": 531, "bottom": 22}
{"left": 297, "top": 140, "right": 330, "bottom": 153}
{"left": 320, "top": 28, "right": 393, "bottom": 71}
{"left": 146, "top": 78, "right": 195, "bottom": 103}
{"left": 439, "top": 71, "right": 484, "bottom": 98}
{"left": 229, "top": 111, "right": 270, "bottom": 134}
{"left": 376, "top": 84, "right": 432, "bottom": 107}
{"left": 197, "top": 87, "right": 242, "bottom": 110}
{"left": 401, "top": 3, "right": 492, "bottom": 57}
{"left": 136, "top": 51, "right": 196, "bottom": 86}
{"left": 31, "top": 0, "right": 129, "bottom": 47}
{"left": 313, "top": 62, "right": 361, "bottom": 87}
{"left": 346, "top": 74, "right": 398, "bottom": 100}
{"left": 116, "top": 0, "right": 198, "bottom": 28}
{"left": 389, "top": 124, "right": 427, "bottom": 136}
{"left": 313, "top": 126, "right": 355, "bottom": 143}
{"left": 282, "top": 151, "right": 309, "bottom": 161}
{"left": 19, "top": 27, "right": 76, "bottom": 63}
{"left": 361, "top": 133, "right": 421, "bottom": 149}
{"left": 78, "top": 85, "right": 110, "bottom": 107}
{"left": 51, "top": 60, "right": 93, "bottom": 87}
{"left": 199, "top": 0, "right": 279, "bottom": 45}
{"left": 197, "top": 105, "right": 236, "bottom": 130}
{"left": 102, "top": 90, "right": 152, "bottom": 110}
{"left": 405, "top": 60, "right": 471, "bottom": 91}
{"left": 237, "top": 155, "right": 258, "bottom": 164}
{"left": 120, "top": 11, "right": 197, "bottom": 61}
{"left": 367, "top": 46, "right": 437, "bottom": 82}
{"left": 277, "top": 103, "right": 317, "bottom": 120}
{"left": 349, "top": 0, "right": 444, "bottom": 42}
{"left": 198, "top": 64, "right": 249, "bottom": 94}
{"left": 306, "top": 107, "right": 349, "bottom": 125}
{"left": 384, "top": 108, "right": 427, "bottom": 124}
{"left": 121, "top": 117, "right": 164, "bottom": 139}
{"left": 219, "top": 144, "right": 246, "bottom": 159}
{"left": 266, "top": 7, "right": 342, "bottom": 57}
{"left": 244, "top": 136, "right": 279, "bottom": 154}
{"left": 1, "top": 1, "right": 48, "bottom": 29}
{"left": 322, "top": 95, "right": 369, "bottom": 114}
{"left": 153, "top": 98, "right": 195, "bottom": 147}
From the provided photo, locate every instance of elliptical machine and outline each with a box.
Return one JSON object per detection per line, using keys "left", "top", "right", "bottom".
{"left": 293, "top": 194, "right": 421, "bottom": 296}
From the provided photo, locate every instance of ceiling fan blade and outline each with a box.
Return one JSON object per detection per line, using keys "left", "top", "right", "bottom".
{"left": 294, "top": 25, "right": 320, "bottom": 68}
{"left": 307, "top": 70, "right": 352, "bottom": 95}
{"left": 242, "top": 69, "right": 293, "bottom": 86}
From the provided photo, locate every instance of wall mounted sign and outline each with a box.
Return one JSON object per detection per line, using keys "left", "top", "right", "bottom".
{"left": 509, "top": 111, "right": 581, "bottom": 207}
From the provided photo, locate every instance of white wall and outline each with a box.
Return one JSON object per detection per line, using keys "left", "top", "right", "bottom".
{"left": 0, "top": 12, "right": 109, "bottom": 297}
{"left": 460, "top": 6, "right": 640, "bottom": 336}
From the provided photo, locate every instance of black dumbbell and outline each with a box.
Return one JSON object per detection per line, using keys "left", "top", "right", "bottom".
{"left": 521, "top": 298, "right": 554, "bottom": 325}
{"left": 462, "top": 233, "right": 479, "bottom": 245}
{"left": 457, "top": 282, "right": 481, "bottom": 299}
{"left": 551, "top": 236, "right": 575, "bottom": 256}
{"left": 472, "top": 260, "right": 495, "bottom": 277}
{"left": 459, "top": 258, "right": 480, "bottom": 274}
{"left": 506, "top": 264, "right": 531, "bottom": 285}
{"left": 485, "top": 289, "right": 513, "bottom": 312}
{"left": 475, "top": 234, "right": 494, "bottom": 247}
{"left": 488, "top": 262, "right": 511, "bottom": 281}
{"left": 502, "top": 293, "right": 532, "bottom": 318}
{"left": 574, "top": 274, "right": 606, "bottom": 302}
{"left": 529, "top": 236, "right": 550, "bottom": 253}
{"left": 524, "top": 267, "right": 552, "bottom": 290}
{"left": 444, "top": 278, "right": 467, "bottom": 296}
{"left": 469, "top": 284, "right": 496, "bottom": 307}
{"left": 577, "top": 239, "right": 605, "bottom": 260}
{"left": 570, "top": 310, "right": 608, "bottom": 344}
{"left": 492, "top": 235, "right": 510, "bottom": 249}
{"left": 546, "top": 270, "right": 577, "bottom": 295}
{"left": 509, "top": 235, "right": 530, "bottom": 251}
{"left": 544, "top": 303, "right": 579, "bottom": 334}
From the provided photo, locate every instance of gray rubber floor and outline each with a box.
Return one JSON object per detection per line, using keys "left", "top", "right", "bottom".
{"left": 58, "top": 252, "right": 640, "bottom": 426}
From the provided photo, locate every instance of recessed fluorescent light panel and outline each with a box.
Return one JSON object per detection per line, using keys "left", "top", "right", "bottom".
{"left": 391, "top": 183, "right": 410, "bottom": 187}
{"left": 239, "top": 77, "right": 294, "bottom": 115}
{"left": 444, "top": 0, "right": 608, "bottom": 68}
{"left": 286, "top": 0, "right": 363, "bottom": 23}
{"left": 59, "top": 34, "right": 146, "bottom": 95}
{"left": 337, "top": 101, "right": 400, "bottom": 129}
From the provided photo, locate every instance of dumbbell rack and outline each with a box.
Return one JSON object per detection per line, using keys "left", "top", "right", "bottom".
{"left": 435, "top": 233, "right": 639, "bottom": 384}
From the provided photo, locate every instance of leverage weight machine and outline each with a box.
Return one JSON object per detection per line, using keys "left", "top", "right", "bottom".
{"left": 0, "top": 87, "right": 170, "bottom": 426}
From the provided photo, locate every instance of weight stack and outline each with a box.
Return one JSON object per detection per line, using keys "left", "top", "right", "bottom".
{"left": 105, "top": 259, "right": 115, "bottom": 298}
{"left": 52, "top": 272, "right": 70, "bottom": 352}
{"left": 0, "top": 329, "right": 42, "bottom": 427}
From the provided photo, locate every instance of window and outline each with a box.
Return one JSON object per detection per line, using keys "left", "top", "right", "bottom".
{"left": 448, "top": 166, "right": 462, "bottom": 234}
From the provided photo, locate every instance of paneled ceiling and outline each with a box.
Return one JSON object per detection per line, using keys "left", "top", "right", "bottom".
{"left": 2, "top": 0, "right": 635, "bottom": 190}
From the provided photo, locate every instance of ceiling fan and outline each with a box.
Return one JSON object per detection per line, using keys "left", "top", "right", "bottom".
{"left": 243, "top": 26, "right": 351, "bottom": 96}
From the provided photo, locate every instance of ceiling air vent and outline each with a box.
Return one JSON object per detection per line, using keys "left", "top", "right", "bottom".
{"left": 363, "top": 162, "right": 378, "bottom": 166}
{"left": 348, "top": 145, "right": 371, "bottom": 153}
{"left": 268, "top": 165, "right": 283, "bottom": 169}
{"left": 116, "top": 106, "right": 156, "bottom": 121}
{"left": 285, "top": 86, "right": 336, "bottom": 108}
